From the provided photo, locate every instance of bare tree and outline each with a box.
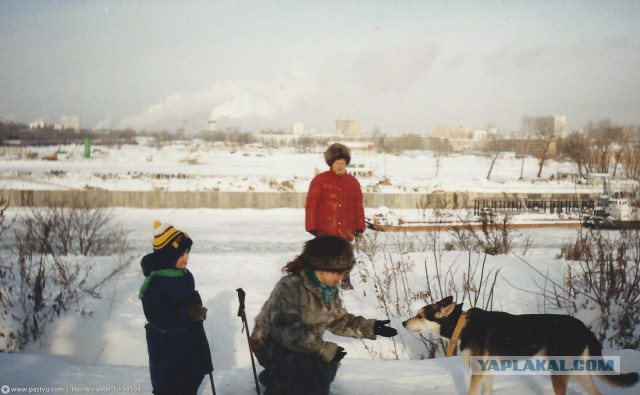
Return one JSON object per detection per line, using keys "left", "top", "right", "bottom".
{"left": 621, "top": 141, "right": 640, "bottom": 180}
{"left": 557, "top": 131, "right": 592, "bottom": 177}
{"left": 484, "top": 135, "right": 502, "bottom": 180}
{"left": 611, "top": 126, "right": 631, "bottom": 177}
{"left": 585, "top": 119, "right": 626, "bottom": 175}
{"left": 519, "top": 138, "right": 530, "bottom": 180}
{"left": 534, "top": 117, "right": 555, "bottom": 178}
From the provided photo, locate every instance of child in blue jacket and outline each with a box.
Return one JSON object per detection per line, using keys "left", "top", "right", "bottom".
{"left": 139, "top": 221, "right": 213, "bottom": 395}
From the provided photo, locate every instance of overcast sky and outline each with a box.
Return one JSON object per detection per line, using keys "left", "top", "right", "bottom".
{"left": 1, "top": 1, "right": 639, "bottom": 134}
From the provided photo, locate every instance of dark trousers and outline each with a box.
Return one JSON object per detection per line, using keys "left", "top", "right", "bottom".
{"left": 260, "top": 341, "right": 339, "bottom": 395}
{"left": 153, "top": 386, "right": 198, "bottom": 395}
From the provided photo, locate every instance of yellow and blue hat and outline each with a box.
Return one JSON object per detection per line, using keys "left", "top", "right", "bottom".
{"left": 152, "top": 220, "right": 192, "bottom": 257}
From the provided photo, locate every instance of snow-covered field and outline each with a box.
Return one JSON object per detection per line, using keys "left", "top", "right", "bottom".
{"left": 1, "top": 144, "right": 639, "bottom": 395}
{"left": 0, "top": 142, "right": 599, "bottom": 195}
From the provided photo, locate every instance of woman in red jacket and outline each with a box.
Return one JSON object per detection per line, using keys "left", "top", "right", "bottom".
{"left": 305, "top": 143, "right": 365, "bottom": 289}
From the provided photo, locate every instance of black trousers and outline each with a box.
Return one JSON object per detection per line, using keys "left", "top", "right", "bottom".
{"left": 260, "top": 341, "right": 339, "bottom": 395}
{"left": 152, "top": 386, "right": 198, "bottom": 395}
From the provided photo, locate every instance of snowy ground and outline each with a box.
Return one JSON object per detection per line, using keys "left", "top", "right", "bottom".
{"left": 1, "top": 144, "right": 639, "bottom": 394}
{"left": 0, "top": 142, "right": 602, "bottom": 195}
{"left": 1, "top": 208, "right": 639, "bottom": 395}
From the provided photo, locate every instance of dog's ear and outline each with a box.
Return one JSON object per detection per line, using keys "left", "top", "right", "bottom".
{"left": 440, "top": 296, "right": 454, "bottom": 306}
{"left": 437, "top": 302, "right": 457, "bottom": 318}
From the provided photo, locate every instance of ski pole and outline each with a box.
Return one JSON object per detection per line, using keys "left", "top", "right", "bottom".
{"left": 237, "top": 288, "right": 261, "bottom": 395}
{"left": 209, "top": 372, "right": 217, "bottom": 395}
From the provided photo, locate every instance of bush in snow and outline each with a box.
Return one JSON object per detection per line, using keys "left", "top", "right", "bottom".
{"left": 552, "top": 228, "right": 640, "bottom": 350}
{"left": 354, "top": 210, "right": 505, "bottom": 360}
{"left": 17, "top": 197, "right": 127, "bottom": 256}
{"left": 450, "top": 210, "right": 514, "bottom": 256}
{"left": 0, "top": 198, "right": 132, "bottom": 351}
{"left": 0, "top": 198, "right": 12, "bottom": 317}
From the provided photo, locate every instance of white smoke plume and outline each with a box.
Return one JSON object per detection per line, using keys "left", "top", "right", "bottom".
{"left": 117, "top": 63, "right": 315, "bottom": 132}
{"left": 116, "top": 46, "right": 440, "bottom": 133}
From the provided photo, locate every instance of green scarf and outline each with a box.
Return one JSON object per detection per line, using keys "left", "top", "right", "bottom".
{"left": 139, "top": 268, "right": 186, "bottom": 299}
{"left": 307, "top": 269, "right": 338, "bottom": 308}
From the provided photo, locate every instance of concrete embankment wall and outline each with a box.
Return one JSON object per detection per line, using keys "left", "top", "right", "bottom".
{"left": 0, "top": 189, "right": 601, "bottom": 209}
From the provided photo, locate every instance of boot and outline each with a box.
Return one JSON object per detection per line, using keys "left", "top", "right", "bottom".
{"left": 258, "top": 369, "right": 270, "bottom": 386}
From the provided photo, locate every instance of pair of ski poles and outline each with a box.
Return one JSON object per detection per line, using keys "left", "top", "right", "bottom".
{"left": 208, "top": 288, "right": 261, "bottom": 395}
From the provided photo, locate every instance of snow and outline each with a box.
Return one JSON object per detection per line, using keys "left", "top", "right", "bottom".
{"left": 1, "top": 144, "right": 639, "bottom": 395}
{"left": 0, "top": 142, "right": 597, "bottom": 194}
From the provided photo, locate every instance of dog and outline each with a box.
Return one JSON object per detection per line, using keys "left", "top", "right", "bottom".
{"left": 402, "top": 296, "right": 639, "bottom": 395}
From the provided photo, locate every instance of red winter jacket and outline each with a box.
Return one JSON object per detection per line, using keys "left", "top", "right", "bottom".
{"left": 305, "top": 169, "right": 365, "bottom": 242}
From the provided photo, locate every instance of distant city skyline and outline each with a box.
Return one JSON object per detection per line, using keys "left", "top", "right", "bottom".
{"left": 1, "top": 1, "right": 639, "bottom": 134}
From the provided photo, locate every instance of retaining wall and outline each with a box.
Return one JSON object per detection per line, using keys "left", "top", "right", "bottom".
{"left": 0, "top": 189, "right": 601, "bottom": 209}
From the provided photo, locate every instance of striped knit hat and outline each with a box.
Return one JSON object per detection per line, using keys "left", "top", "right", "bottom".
{"left": 152, "top": 221, "right": 192, "bottom": 258}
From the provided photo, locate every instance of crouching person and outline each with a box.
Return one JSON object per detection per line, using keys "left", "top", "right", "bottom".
{"left": 139, "top": 221, "right": 213, "bottom": 395}
{"left": 250, "top": 235, "right": 397, "bottom": 395}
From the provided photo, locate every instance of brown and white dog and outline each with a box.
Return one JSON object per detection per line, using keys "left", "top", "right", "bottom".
{"left": 402, "top": 296, "right": 639, "bottom": 395}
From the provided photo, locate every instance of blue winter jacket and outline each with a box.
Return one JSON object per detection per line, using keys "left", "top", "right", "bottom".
{"left": 140, "top": 252, "right": 213, "bottom": 393}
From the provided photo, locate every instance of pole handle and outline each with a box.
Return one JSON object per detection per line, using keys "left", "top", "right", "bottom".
{"left": 236, "top": 288, "right": 246, "bottom": 317}
{"left": 236, "top": 288, "right": 261, "bottom": 395}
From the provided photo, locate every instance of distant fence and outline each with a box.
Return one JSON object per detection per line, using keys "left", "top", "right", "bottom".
{"left": 473, "top": 199, "right": 597, "bottom": 215}
{"left": 0, "top": 189, "right": 602, "bottom": 210}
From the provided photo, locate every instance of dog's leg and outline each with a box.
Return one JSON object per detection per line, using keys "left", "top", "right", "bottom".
{"left": 468, "top": 374, "right": 486, "bottom": 395}
{"left": 461, "top": 348, "right": 472, "bottom": 366}
{"left": 482, "top": 375, "right": 493, "bottom": 394}
{"left": 574, "top": 375, "right": 601, "bottom": 395}
{"left": 550, "top": 375, "right": 569, "bottom": 395}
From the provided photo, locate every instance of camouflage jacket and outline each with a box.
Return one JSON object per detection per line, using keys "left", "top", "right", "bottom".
{"left": 250, "top": 270, "right": 376, "bottom": 364}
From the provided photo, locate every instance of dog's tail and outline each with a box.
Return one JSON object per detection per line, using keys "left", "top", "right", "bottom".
{"left": 586, "top": 331, "right": 639, "bottom": 388}
{"left": 600, "top": 371, "right": 640, "bottom": 387}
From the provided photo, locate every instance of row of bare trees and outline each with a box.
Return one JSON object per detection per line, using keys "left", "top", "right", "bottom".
{"left": 484, "top": 119, "right": 639, "bottom": 181}
{"left": 557, "top": 120, "right": 640, "bottom": 179}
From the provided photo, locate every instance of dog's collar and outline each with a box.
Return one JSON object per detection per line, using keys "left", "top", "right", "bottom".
{"left": 446, "top": 311, "right": 467, "bottom": 357}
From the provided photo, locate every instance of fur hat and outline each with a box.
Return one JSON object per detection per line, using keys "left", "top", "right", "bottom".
{"left": 152, "top": 221, "right": 192, "bottom": 260}
{"left": 324, "top": 143, "right": 351, "bottom": 167}
{"left": 301, "top": 235, "right": 354, "bottom": 272}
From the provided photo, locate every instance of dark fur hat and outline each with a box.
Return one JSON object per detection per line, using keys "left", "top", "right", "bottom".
{"left": 301, "top": 235, "right": 354, "bottom": 272}
{"left": 324, "top": 143, "right": 351, "bottom": 167}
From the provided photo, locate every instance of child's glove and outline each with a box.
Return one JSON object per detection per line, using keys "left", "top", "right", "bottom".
{"left": 332, "top": 346, "right": 347, "bottom": 362}
{"left": 374, "top": 320, "right": 397, "bottom": 337}
{"left": 187, "top": 304, "right": 208, "bottom": 322}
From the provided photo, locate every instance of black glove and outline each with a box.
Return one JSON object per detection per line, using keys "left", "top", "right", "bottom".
{"left": 332, "top": 346, "right": 347, "bottom": 362}
{"left": 187, "top": 304, "right": 208, "bottom": 322}
{"left": 374, "top": 320, "right": 397, "bottom": 337}
{"left": 355, "top": 229, "right": 364, "bottom": 238}
{"left": 308, "top": 230, "right": 318, "bottom": 236}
